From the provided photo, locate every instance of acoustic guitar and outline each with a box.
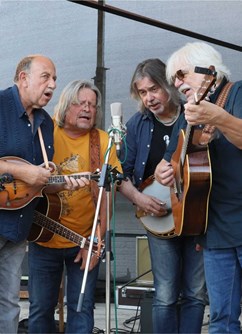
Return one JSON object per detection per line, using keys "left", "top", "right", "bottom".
{"left": 0, "top": 156, "right": 99, "bottom": 210}
{"left": 171, "top": 66, "right": 217, "bottom": 236}
{"left": 28, "top": 192, "right": 104, "bottom": 258}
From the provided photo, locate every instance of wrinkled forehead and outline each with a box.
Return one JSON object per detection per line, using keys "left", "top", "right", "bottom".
{"left": 31, "top": 56, "right": 56, "bottom": 73}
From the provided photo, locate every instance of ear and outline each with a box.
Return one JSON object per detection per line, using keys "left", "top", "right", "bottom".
{"left": 19, "top": 71, "right": 29, "bottom": 87}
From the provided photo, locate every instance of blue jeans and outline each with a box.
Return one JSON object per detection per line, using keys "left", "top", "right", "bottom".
{"left": 0, "top": 237, "right": 26, "bottom": 334}
{"left": 147, "top": 232, "right": 206, "bottom": 333}
{"left": 203, "top": 247, "right": 242, "bottom": 333}
{"left": 28, "top": 243, "right": 100, "bottom": 334}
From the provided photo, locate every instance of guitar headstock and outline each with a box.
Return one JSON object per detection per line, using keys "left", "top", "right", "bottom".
{"left": 194, "top": 65, "right": 217, "bottom": 105}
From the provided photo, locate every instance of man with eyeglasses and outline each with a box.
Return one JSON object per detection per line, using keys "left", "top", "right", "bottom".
{"left": 155, "top": 41, "right": 242, "bottom": 333}
{"left": 28, "top": 80, "right": 122, "bottom": 334}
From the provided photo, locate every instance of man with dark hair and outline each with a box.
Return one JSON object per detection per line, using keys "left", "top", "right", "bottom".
{"left": 119, "top": 58, "right": 206, "bottom": 333}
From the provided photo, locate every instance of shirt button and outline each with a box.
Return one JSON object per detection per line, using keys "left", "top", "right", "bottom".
{"left": 139, "top": 177, "right": 142, "bottom": 181}
{"left": 147, "top": 144, "right": 150, "bottom": 148}
{"left": 151, "top": 129, "right": 154, "bottom": 132}
{"left": 28, "top": 124, "right": 31, "bottom": 127}
{"left": 142, "top": 162, "right": 145, "bottom": 165}
{"left": 20, "top": 214, "right": 23, "bottom": 218}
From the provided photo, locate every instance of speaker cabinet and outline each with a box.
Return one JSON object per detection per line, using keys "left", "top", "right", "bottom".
{"left": 140, "top": 292, "right": 153, "bottom": 333}
{"left": 136, "top": 236, "right": 153, "bottom": 285}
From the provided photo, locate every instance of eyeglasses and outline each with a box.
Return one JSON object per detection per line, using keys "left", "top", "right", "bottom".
{"left": 171, "top": 69, "right": 189, "bottom": 84}
{"left": 72, "top": 100, "right": 97, "bottom": 110}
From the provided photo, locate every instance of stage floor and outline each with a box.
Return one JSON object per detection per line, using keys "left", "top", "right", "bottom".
{"left": 18, "top": 299, "right": 210, "bottom": 333}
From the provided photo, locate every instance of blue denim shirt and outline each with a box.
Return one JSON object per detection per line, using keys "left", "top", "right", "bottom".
{"left": 164, "top": 79, "right": 242, "bottom": 249}
{"left": 120, "top": 110, "right": 154, "bottom": 188}
{"left": 0, "top": 85, "right": 54, "bottom": 242}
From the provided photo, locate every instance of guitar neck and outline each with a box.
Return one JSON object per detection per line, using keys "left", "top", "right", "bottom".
{"left": 180, "top": 124, "right": 192, "bottom": 166}
{"left": 33, "top": 210, "right": 86, "bottom": 248}
{"left": 179, "top": 67, "right": 217, "bottom": 162}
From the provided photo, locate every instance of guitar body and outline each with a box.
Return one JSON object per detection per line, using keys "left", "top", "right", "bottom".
{"left": 28, "top": 193, "right": 62, "bottom": 242}
{"left": 169, "top": 66, "right": 217, "bottom": 236}
{"left": 0, "top": 156, "right": 44, "bottom": 210}
{"left": 171, "top": 129, "right": 212, "bottom": 235}
{"left": 28, "top": 193, "right": 104, "bottom": 258}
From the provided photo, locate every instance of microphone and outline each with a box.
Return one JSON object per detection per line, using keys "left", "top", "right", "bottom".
{"left": 109, "top": 102, "right": 126, "bottom": 157}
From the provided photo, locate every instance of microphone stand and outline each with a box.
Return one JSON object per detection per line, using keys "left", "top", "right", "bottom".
{"left": 77, "top": 136, "right": 124, "bottom": 334}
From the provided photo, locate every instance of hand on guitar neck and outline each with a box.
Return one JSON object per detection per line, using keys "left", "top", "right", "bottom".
{"left": 0, "top": 156, "right": 98, "bottom": 210}
{"left": 183, "top": 66, "right": 217, "bottom": 145}
{"left": 46, "top": 172, "right": 90, "bottom": 194}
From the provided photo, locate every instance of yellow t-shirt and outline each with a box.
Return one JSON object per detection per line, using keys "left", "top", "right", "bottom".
{"left": 38, "top": 124, "right": 122, "bottom": 248}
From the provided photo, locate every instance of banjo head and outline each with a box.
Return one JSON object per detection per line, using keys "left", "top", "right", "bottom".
{"left": 139, "top": 180, "right": 177, "bottom": 238}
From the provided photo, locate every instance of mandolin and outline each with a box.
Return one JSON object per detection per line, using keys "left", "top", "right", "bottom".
{"left": 0, "top": 156, "right": 100, "bottom": 210}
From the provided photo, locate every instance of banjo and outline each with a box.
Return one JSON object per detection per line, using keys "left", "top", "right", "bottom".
{"left": 136, "top": 175, "right": 177, "bottom": 239}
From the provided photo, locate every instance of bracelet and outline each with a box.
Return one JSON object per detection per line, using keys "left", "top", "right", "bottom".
{"left": 88, "top": 236, "right": 99, "bottom": 243}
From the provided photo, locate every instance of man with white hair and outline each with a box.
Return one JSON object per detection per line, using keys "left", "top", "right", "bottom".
{"left": 155, "top": 42, "right": 242, "bottom": 333}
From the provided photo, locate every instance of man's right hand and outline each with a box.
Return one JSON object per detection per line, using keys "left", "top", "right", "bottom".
{"left": 154, "top": 159, "right": 174, "bottom": 187}
{"left": 22, "top": 164, "right": 52, "bottom": 186}
{"left": 135, "top": 191, "right": 168, "bottom": 217}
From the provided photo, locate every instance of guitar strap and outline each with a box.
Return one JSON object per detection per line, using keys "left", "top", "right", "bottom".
{"left": 89, "top": 128, "right": 101, "bottom": 205}
{"left": 199, "top": 81, "right": 234, "bottom": 145}
{"left": 89, "top": 128, "right": 102, "bottom": 247}
{"left": 38, "top": 127, "right": 102, "bottom": 248}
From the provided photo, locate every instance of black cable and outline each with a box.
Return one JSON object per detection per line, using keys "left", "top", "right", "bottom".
{"left": 121, "top": 295, "right": 142, "bottom": 333}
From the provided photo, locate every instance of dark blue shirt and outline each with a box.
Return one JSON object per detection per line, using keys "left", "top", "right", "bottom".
{"left": 0, "top": 85, "right": 54, "bottom": 242}
{"left": 164, "top": 79, "right": 242, "bottom": 249}
{"left": 121, "top": 109, "right": 177, "bottom": 187}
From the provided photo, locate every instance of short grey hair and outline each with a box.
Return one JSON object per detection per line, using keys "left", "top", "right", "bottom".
{"left": 14, "top": 54, "right": 46, "bottom": 82}
{"left": 130, "top": 58, "right": 181, "bottom": 112}
{"left": 54, "top": 80, "right": 102, "bottom": 128}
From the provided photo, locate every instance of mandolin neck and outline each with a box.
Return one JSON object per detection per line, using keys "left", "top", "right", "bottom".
{"left": 47, "top": 173, "right": 96, "bottom": 185}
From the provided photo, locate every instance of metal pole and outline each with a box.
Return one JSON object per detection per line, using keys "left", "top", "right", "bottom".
{"left": 94, "top": 0, "right": 108, "bottom": 129}
{"left": 105, "top": 190, "right": 111, "bottom": 334}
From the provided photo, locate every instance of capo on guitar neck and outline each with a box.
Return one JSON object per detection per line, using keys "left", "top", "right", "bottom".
{"left": 195, "top": 66, "right": 217, "bottom": 77}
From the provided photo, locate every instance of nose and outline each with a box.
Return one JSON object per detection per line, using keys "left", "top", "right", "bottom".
{"left": 174, "top": 77, "right": 183, "bottom": 88}
{"left": 49, "top": 77, "right": 57, "bottom": 90}
{"left": 146, "top": 91, "right": 155, "bottom": 101}
{"left": 82, "top": 102, "right": 91, "bottom": 111}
